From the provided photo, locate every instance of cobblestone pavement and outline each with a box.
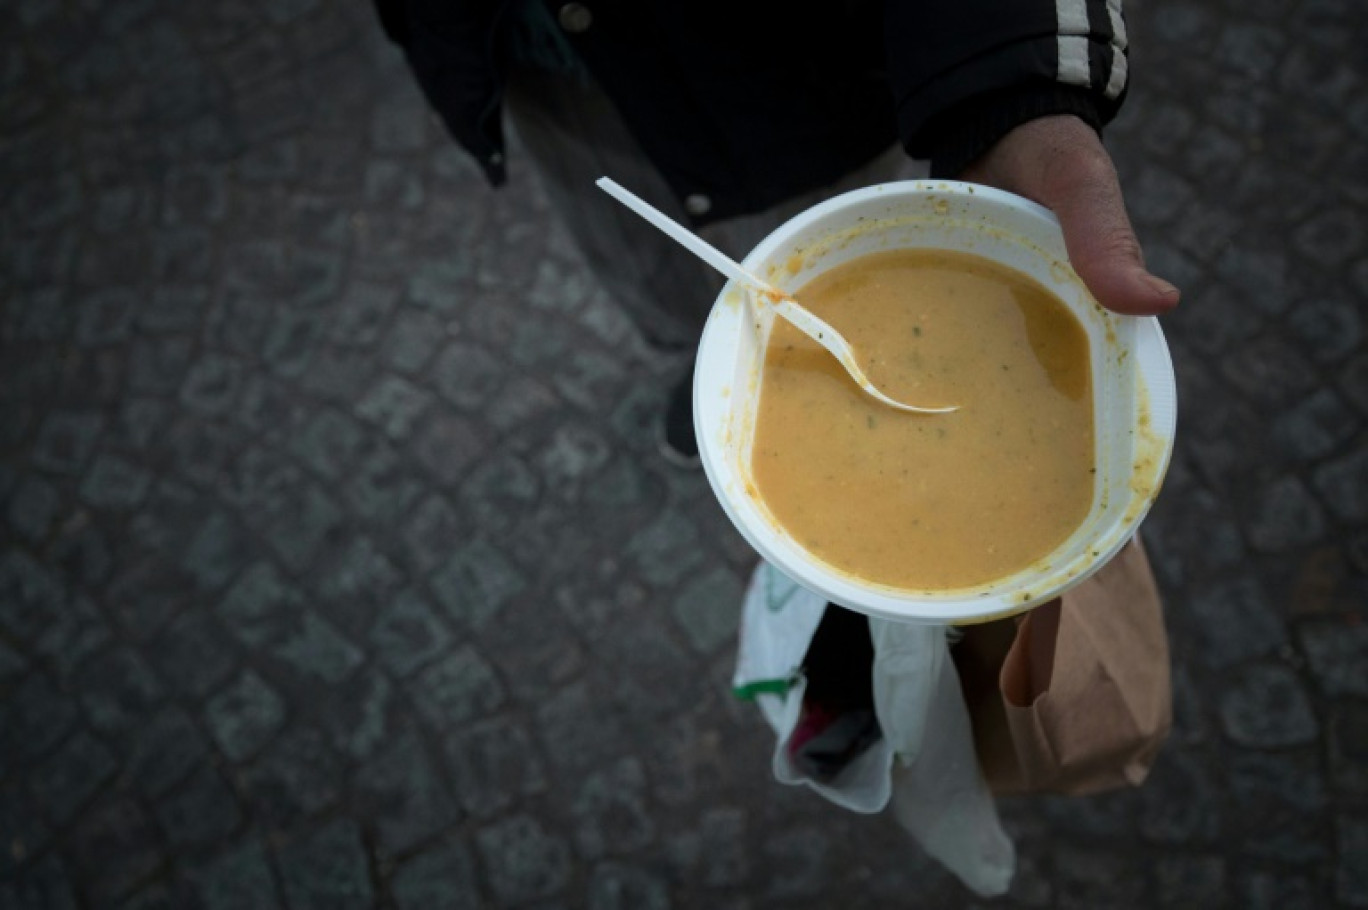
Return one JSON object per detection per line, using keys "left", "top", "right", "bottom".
{"left": 1, "top": 0, "right": 1365, "bottom": 907}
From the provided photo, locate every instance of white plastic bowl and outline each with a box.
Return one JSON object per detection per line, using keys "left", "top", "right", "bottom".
{"left": 694, "top": 181, "right": 1176, "bottom": 625}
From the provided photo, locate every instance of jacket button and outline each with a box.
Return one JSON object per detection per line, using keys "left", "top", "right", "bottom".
{"left": 684, "top": 193, "right": 712, "bottom": 216}
{"left": 557, "top": 3, "right": 593, "bottom": 33}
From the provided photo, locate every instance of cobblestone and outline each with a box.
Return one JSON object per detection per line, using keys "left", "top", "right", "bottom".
{"left": 7, "top": 475, "right": 60, "bottom": 542}
{"left": 1342, "top": 353, "right": 1368, "bottom": 415}
{"left": 0, "top": 786, "right": 50, "bottom": 880}
{"left": 1297, "top": 619, "right": 1368, "bottom": 697}
{"left": 1270, "top": 387, "right": 1361, "bottom": 461}
{"left": 330, "top": 280, "right": 399, "bottom": 346}
{"left": 206, "top": 670, "right": 287, "bottom": 762}
{"left": 1313, "top": 440, "right": 1368, "bottom": 523}
{"left": 409, "top": 647, "right": 505, "bottom": 728}
{"left": 379, "top": 308, "right": 444, "bottom": 374}
{"left": 394, "top": 494, "right": 464, "bottom": 573}
{"left": 181, "top": 840, "right": 283, "bottom": 910}
{"left": 442, "top": 716, "right": 547, "bottom": 818}
{"left": 476, "top": 815, "right": 572, "bottom": 905}
{"left": 260, "top": 482, "right": 344, "bottom": 572}
{"left": 278, "top": 612, "right": 365, "bottom": 683}
{"left": 77, "top": 646, "right": 165, "bottom": 735}
{"left": 458, "top": 453, "right": 539, "bottom": 538}
{"left": 1293, "top": 207, "right": 1364, "bottom": 268}
{"left": 1219, "top": 663, "right": 1320, "bottom": 747}
{"left": 67, "top": 796, "right": 161, "bottom": 901}
{"left": 1236, "top": 872, "right": 1320, "bottom": 910}
{"left": 155, "top": 767, "right": 243, "bottom": 852}
{"left": 572, "top": 757, "right": 656, "bottom": 859}
{"left": 1290, "top": 293, "right": 1364, "bottom": 365}
{"left": 1329, "top": 702, "right": 1368, "bottom": 795}
{"left": 104, "top": 556, "right": 188, "bottom": 638}
{"left": 587, "top": 862, "right": 672, "bottom": 910}
{"left": 129, "top": 335, "right": 196, "bottom": 394}
{"left": 317, "top": 668, "right": 393, "bottom": 762}
{"left": 48, "top": 517, "right": 114, "bottom": 593}
{"left": 431, "top": 340, "right": 503, "bottom": 410}
{"left": 353, "top": 728, "right": 461, "bottom": 856}
{"left": 342, "top": 438, "right": 424, "bottom": 527}
{"left": 0, "top": 854, "right": 79, "bottom": 910}
{"left": 535, "top": 681, "right": 628, "bottom": 776}
{"left": 1138, "top": 748, "right": 1222, "bottom": 845}
{"left": 430, "top": 538, "right": 525, "bottom": 629}
{"left": 671, "top": 567, "right": 744, "bottom": 656}
{"left": 29, "top": 731, "right": 117, "bottom": 827}
{"left": 241, "top": 727, "right": 342, "bottom": 829}
{"left": 1220, "top": 334, "right": 1320, "bottom": 410}
{"left": 275, "top": 820, "right": 373, "bottom": 910}
{"left": 368, "top": 586, "right": 452, "bottom": 678}
{"left": 0, "top": 641, "right": 26, "bottom": 681}
{"left": 142, "top": 286, "right": 209, "bottom": 334}
{"left": 125, "top": 707, "right": 211, "bottom": 798}
{"left": 74, "top": 287, "right": 137, "bottom": 346}
{"left": 77, "top": 451, "right": 152, "bottom": 506}
{"left": 1179, "top": 575, "right": 1283, "bottom": 669}
{"left": 179, "top": 353, "right": 246, "bottom": 417}
{"left": 354, "top": 374, "right": 434, "bottom": 440}
{"left": 150, "top": 610, "right": 238, "bottom": 698}
{"left": 1337, "top": 816, "right": 1368, "bottom": 906}
{"left": 0, "top": 549, "right": 67, "bottom": 642}
{"left": 390, "top": 842, "right": 482, "bottom": 910}
{"left": 30, "top": 410, "right": 104, "bottom": 475}
{"left": 666, "top": 807, "right": 749, "bottom": 888}
{"left": 1155, "top": 854, "right": 1226, "bottom": 910}
{"left": 2, "top": 0, "right": 1364, "bottom": 905}
{"left": 1246, "top": 475, "right": 1328, "bottom": 552}
{"left": 628, "top": 510, "right": 707, "bottom": 588}
{"left": 1230, "top": 750, "right": 1331, "bottom": 866}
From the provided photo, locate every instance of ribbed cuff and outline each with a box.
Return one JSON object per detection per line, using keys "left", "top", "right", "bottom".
{"left": 921, "top": 83, "right": 1107, "bottom": 178}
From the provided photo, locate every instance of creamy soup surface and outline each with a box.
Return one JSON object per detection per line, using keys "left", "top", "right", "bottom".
{"left": 751, "top": 248, "right": 1094, "bottom": 590}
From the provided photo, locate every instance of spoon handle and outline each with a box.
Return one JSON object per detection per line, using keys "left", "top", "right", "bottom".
{"left": 595, "top": 178, "right": 780, "bottom": 294}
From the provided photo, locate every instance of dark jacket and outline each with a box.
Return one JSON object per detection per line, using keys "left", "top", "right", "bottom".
{"left": 374, "top": 0, "right": 1130, "bottom": 225}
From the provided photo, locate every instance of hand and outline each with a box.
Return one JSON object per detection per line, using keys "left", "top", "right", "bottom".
{"left": 960, "top": 115, "right": 1180, "bottom": 316}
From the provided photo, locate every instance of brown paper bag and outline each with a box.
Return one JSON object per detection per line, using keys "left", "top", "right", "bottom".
{"left": 953, "top": 538, "right": 1171, "bottom": 796}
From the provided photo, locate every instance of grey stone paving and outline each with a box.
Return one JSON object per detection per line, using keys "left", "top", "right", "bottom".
{"left": 0, "top": 0, "right": 1365, "bottom": 907}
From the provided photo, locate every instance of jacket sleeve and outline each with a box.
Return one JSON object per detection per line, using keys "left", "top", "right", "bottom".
{"left": 885, "top": 0, "right": 1130, "bottom": 177}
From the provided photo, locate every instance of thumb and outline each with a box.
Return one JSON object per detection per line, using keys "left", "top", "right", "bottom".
{"left": 962, "top": 116, "right": 1180, "bottom": 316}
{"left": 1037, "top": 147, "right": 1181, "bottom": 316}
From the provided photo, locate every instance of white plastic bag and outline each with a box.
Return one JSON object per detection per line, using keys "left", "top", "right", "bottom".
{"left": 733, "top": 561, "right": 1015, "bottom": 896}
{"left": 871, "top": 617, "right": 1015, "bottom": 896}
{"left": 732, "top": 562, "right": 895, "bottom": 813}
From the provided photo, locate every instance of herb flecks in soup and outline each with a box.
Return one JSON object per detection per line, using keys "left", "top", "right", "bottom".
{"left": 751, "top": 249, "right": 1094, "bottom": 590}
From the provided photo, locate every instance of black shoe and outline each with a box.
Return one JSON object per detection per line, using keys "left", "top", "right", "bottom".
{"left": 657, "top": 365, "right": 700, "bottom": 469}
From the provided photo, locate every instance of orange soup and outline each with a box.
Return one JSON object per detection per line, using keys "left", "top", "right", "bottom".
{"left": 750, "top": 249, "right": 1094, "bottom": 590}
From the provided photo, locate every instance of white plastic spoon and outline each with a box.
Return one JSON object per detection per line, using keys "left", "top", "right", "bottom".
{"left": 595, "top": 177, "right": 956, "bottom": 415}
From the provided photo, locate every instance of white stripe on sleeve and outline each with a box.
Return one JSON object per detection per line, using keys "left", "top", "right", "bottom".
{"left": 1104, "top": 47, "right": 1128, "bottom": 98}
{"left": 1107, "top": 0, "right": 1129, "bottom": 49}
{"left": 1057, "top": 35, "right": 1092, "bottom": 86}
{"left": 1056, "top": 0, "right": 1090, "bottom": 34}
{"left": 1057, "top": 0, "right": 1092, "bottom": 87}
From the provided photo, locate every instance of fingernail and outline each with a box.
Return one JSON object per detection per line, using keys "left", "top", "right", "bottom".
{"left": 1145, "top": 274, "right": 1180, "bottom": 300}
